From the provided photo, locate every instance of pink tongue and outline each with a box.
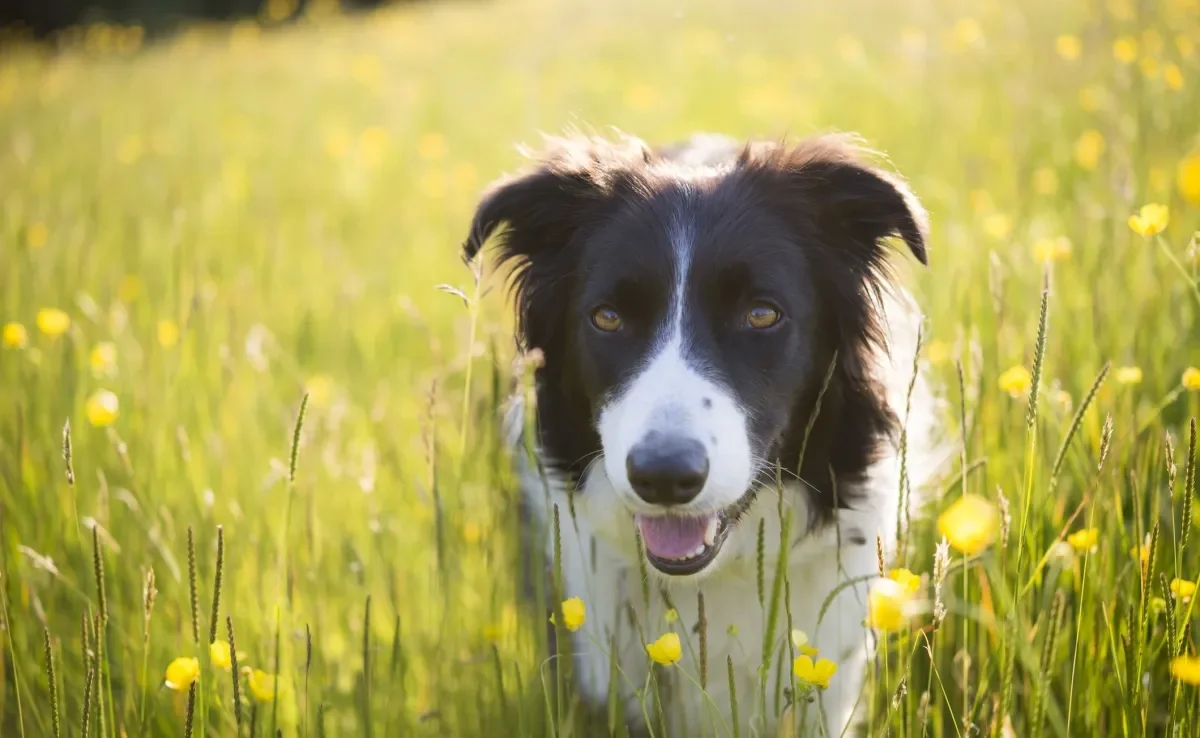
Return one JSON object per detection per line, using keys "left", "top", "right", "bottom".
{"left": 636, "top": 515, "right": 713, "bottom": 559}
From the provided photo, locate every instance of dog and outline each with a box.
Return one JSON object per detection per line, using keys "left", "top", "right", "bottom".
{"left": 462, "top": 131, "right": 940, "bottom": 737}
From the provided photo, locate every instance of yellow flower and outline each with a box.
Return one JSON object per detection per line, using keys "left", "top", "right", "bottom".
{"left": 792, "top": 655, "right": 838, "bottom": 689}
{"left": 1067, "top": 528, "right": 1099, "bottom": 553}
{"left": 937, "top": 495, "right": 999, "bottom": 556}
{"left": 462, "top": 521, "right": 482, "bottom": 544}
{"left": 867, "top": 578, "right": 911, "bottom": 631}
{"left": 482, "top": 604, "right": 518, "bottom": 644}
{"left": 1172, "top": 578, "right": 1197, "bottom": 603}
{"left": 926, "top": 339, "right": 951, "bottom": 365}
{"left": 1131, "top": 538, "right": 1152, "bottom": 570}
{"left": 210, "top": 641, "right": 232, "bottom": 670}
{"left": 550, "top": 597, "right": 586, "bottom": 632}
{"left": 998, "top": 366, "right": 1032, "bottom": 397}
{"left": 36, "top": 308, "right": 71, "bottom": 337}
{"left": 417, "top": 132, "right": 447, "bottom": 160}
{"left": 2, "top": 322, "right": 28, "bottom": 348}
{"left": 888, "top": 568, "right": 922, "bottom": 595}
{"left": 664, "top": 608, "right": 679, "bottom": 623}
{"left": 1164, "top": 63, "right": 1184, "bottom": 91}
{"left": 85, "top": 390, "right": 120, "bottom": 427}
{"left": 1113, "top": 36, "right": 1138, "bottom": 64}
{"left": 1115, "top": 366, "right": 1143, "bottom": 385}
{"left": 1074, "top": 130, "right": 1106, "bottom": 171}
{"left": 646, "top": 632, "right": 682, "bottom": 666}
{"left": 164, "top": 656, "right": 200, "bottom": 691}
{"left": 157, "top": 319, "right": 180, "bottom": 348}
{"left": 27, "top": 221, "right": 48, "bottom": 249}
{"left": 1033, "top": 236, "right": 1072, "bottom": 263}
{"left": 1055, "top": 35, "right": 1081, "bottom": 60}
{"left": 1183, "top": 368, "right": 1200, "bottom": 391}
{"left": 305, "top": 373, "right": 335, "bottom": 409}
{"left": 117, "top": 275, "right": 143, "bottom": 303}
{"left": 983, "top": 213, "right": 1012, "bottom": 240}
{"left": 243, "top": 668, "right": 277, "bottom": 702}
{"left": 90, "top": 342, "right": 117, "bottom": 376}
{"left": 1128, "top": 203, "right": 1169, "bottom": 237}
{"left": 1032, "top": 167, "right": 1059, "bottom": 195}
{"left": 1151, "top": 596, "right": 1168, "bottom": 615}
{"left": 790, "top": 630, "right": 819, "bottom": 657}
{"left": 1171, "top": 655, "right": 1200, "bottom": 685}
{"left": 1179, "top": 153, "right": 1200, "bottom": 205}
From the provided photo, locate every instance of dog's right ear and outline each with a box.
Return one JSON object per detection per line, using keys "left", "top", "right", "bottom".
{"left": 461, "top": 134, "right": 651, "bottom": 265}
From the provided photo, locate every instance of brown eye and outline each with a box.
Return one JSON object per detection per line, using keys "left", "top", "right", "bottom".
{"left": 745, "top": 303, "right": 781, "bottom": 330}
{"left": 591, "top": 306, "right": 623, "bottom": 332}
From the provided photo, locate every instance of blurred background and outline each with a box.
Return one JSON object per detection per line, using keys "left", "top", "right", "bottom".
{"left": 1, "top": 0, "right": 1199, "bottom": 736}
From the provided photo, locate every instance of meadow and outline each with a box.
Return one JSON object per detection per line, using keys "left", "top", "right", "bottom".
{"left": 2, "top": 0, "right": 1200, "bottom": 735}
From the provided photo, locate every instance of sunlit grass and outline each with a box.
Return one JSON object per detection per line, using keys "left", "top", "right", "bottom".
{"left": 2, "top": 0, "right": 1200, "bottom": 735}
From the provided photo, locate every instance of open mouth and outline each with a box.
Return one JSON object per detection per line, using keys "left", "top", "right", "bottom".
{"left": 635, "top": 512, "right": 732, "bottom": 576}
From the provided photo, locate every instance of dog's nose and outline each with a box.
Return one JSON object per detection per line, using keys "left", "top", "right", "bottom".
{"left": 626, "top": 433, "right": 709, "bottom": 506}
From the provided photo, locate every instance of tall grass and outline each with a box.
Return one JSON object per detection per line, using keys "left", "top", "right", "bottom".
{"left": 2, "top": 0, "right": 1200, "bottom": 735}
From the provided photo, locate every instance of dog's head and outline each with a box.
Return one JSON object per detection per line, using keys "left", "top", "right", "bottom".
{"left": 465, "top": 132, "right": 927, "bottom": 579}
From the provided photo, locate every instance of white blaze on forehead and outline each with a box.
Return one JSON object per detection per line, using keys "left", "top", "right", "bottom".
{"left": 596, "top": 206, "right": 755, "bottom": 512}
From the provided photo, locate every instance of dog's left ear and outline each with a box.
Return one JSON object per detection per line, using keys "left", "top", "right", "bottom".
{"left": 745, "top": 136, "right": 929, "bottom": 266}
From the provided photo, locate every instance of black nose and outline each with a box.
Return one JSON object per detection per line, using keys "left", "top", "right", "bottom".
{"left": 626, "top": 433, "right": 709, "bottom": 506}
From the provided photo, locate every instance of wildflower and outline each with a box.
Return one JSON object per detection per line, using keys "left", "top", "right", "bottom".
{"left": 889, "top": 568, "right": 922, "bottom": 595}
{"left": 1113, "top": 36, "right": 1138, "bottom": 64}
{"left": 243, "top": 668, "right": 277, "bottom": 701}
{"left": 1150, "top": 597, "right": 1168, "bottom": 615}
{"left": 164, "top": 656, "right": 200, "bottom": 691}
{"left": 304, "top": 373, "right": 335, "bottom": 409}
{"left": 1115, "top": 366, "right": 1143, "bottom": 385}
{"left": 950, "top": 18, "right": 982, "bottom": 51}
{"left": 937, "top": 495, "right": 999, "bottom": 556}
{"left": 998, "top": 366, "right": 1032, "bottom": 397}
{"left": 1170, "top": 655, "right": 1200, "bottom": 685}
{"left": 726, "top": 624, "right": 739, "bottom": 636}
{"left": 1032, "top": 167, "right": 1058, "bottom": 195}
{"left": 27, "top": 222, "right": 48, "bottom": 249}
{"left": 1171, "top": 578, "right": 1197, "bottom": 604}
{"left": 462, "top": 522, "right": 482, "bottom": 544}
{"left": 417, "top": 132, "right": 447, "bottom": 160}
{"left": 118, "top": 275, "right": 143, "bottom": 303}
{"left": 209, "top": 641, "right": 241, "bottom": 671}
{"left": 623, "top": 84, "right": 659, "bottom": 111}
{"left": 664, "top": 608, "right": 679, "bottom": 624}
{"left": 1131, "top": 537, "right": 1152, "bottom": 570}
{"left": 1055, "top": 35, "right": 1081, "bottom": 60}
{"left": 90, "top": 342, "right": 117, "bottom": 376}
{"left": 983, "top": 213, "right": 1012, "bottom": 240}
{"left": 2, "top": 322, "right": 28, "bottom": 348}
{"left": 1164, "top": 64, "right": 1184, "bottom": 91}
{"left": 1128, "top": 203, "right": 1169, "bottom": 237}
{"left": 646, "top": 632, "right": 682, "bottom": 666}
{"left": 36, "top": 308, "right": 71, "bottom": 337}
{"left": 1033, "top": 236, "right": 1072, "bottom": 263}
{"left": 1067, "top": 528, "right": 1099, "bottom": 554}
{"left": 867, "top": 578, "right": 912, "bottom": 631}
{"left": 792, "top": 655, "right": 838, "bottom": 689}
{"left": 1073, "top": 130, "right": 1105, "bottom": 171}
{"left": 1050, "top": 540, "right": 1075, "bottom": 564}
{"left": 1183, "top": 368, "right": 1200, "bottom": 391}
{"left": 550, "top": 597, "right": 585, "bottom": 632}
{"left": 482, "top": 604, "right": 517, "bottom": 644}
{"left": 85, "top": 390, "right": 120, "bottom": 427}
{"left": 157, "top": 319, "right": 180, "bottom": 348}
{"left": 925, "top": 339, "right": 951, "bottom": 365}
{"left": 1179, "top": 153, "right": 1200, "bottom": 205}
{"left": 791, "top": 630, "right": 819, "bottom": 657}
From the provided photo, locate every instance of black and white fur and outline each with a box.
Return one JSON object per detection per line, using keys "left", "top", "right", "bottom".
{"left": 463, "top": 131, "right": 941, "bottom": 736}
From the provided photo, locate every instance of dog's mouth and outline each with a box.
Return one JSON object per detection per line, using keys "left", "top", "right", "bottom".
{"left": 635, "top": 512, "right": 733, "bottom": 576}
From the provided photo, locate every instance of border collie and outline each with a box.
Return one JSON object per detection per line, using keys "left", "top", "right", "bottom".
{"left": 463, "top": 131, "right": 940, "bottom": 737}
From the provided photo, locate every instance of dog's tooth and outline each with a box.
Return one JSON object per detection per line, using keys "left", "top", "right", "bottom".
{"left": 703, "top": 518, "right": 719, "bottom": 547}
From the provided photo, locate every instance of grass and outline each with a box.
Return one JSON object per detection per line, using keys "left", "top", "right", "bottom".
{"left": 2, "top": 0, "right": 1200, "bottom": 734}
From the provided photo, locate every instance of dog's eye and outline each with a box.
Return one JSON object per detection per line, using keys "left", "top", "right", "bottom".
{"left": 745, "top": 303, "right": 782, "bottom": 330}
{"left": 590, "top": 306, "right": 623, "bottom": 332}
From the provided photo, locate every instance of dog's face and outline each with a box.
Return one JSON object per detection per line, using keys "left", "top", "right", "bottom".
{"left": 465, "top": 133, "right": 927, "bottom": 579}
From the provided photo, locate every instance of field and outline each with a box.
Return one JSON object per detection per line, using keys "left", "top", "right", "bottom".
{"left": 2, "top": 0, "right": 1200, "bottom": 735}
